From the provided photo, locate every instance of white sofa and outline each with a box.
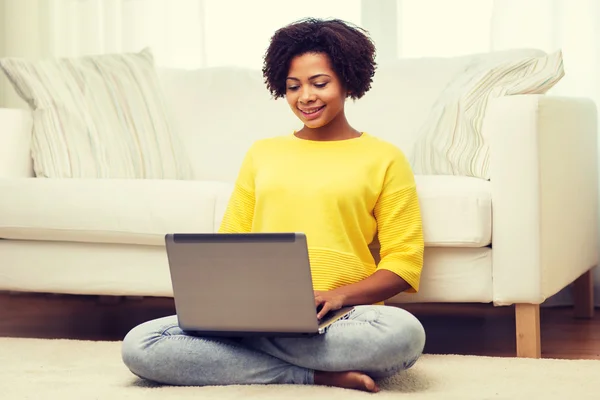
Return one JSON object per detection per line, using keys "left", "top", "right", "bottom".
{"left": 0, "top": 50, "right": 597, "bottom": 358}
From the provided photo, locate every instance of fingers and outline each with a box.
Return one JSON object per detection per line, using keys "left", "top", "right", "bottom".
{"left": 317, "top": 302, "right": 332, "bottom": 320}
{"left": 314, "top": 293, "right": 328, "bottom": 319}
{"left": 314, "top": 292, "right": 324, "bottom": 308}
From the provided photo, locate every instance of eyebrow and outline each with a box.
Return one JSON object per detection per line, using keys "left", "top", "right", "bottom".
{"left": 286, "top": 74, "right": 331, "bottom": 81}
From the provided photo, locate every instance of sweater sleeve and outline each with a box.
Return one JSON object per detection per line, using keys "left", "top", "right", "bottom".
{"left": 218, "top": 146, "right": 256, "bottom": 233}
{"left": 374, "top": 150, "right": 424, "bottom": 293}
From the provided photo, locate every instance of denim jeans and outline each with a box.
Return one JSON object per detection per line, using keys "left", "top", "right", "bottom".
{"left": 121, "top": 305, "right": 426, "bottom": 386}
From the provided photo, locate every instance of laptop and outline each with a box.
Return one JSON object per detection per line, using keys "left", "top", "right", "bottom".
{"left": 164, "top": 232, "right": 355, "bottom": 337}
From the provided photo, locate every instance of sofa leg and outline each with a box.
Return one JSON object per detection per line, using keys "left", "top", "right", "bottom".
{"left": 573, "top": 269, "right": 595, "bottom": 319}
{"left": 515, "top": 303, "right": 541, "bottom": 358}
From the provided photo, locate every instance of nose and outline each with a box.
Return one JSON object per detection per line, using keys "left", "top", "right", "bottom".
{"left": 299, "top": 87, "right": 316, "bottom": 104}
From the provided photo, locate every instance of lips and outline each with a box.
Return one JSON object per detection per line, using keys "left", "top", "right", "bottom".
{"left": 298, "top": 105, "right": 326, "bottom": 120}
{"left": 299, "top": 105, "right": 325, "bottom": 114}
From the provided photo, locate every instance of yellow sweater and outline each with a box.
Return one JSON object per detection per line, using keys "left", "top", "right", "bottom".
{"left": 218, "top": 133, "right": 424, "bottom": 293}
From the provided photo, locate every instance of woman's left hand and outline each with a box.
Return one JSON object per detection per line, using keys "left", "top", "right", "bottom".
{"left": 314, "top": 290, "right": 347, "bottom": 320}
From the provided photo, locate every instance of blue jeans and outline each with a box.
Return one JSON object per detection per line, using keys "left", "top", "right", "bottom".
{"left": 121, "top": 305, "right": 426, "bottom": 386}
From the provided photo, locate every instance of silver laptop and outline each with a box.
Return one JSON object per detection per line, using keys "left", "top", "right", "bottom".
{"left": 165, "top": 232, "right": 354, "bottom": 337}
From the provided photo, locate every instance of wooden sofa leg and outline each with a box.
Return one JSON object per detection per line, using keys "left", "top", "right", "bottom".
{"left": 515, "top": 303, "right": 541, "bottom": 358}
{"left": 573, "top": 269, "right": 595, "bottom": 319}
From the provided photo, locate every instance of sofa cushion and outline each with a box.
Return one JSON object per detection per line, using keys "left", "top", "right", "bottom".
{"left": 0, "top": 48, "right": 193, "bottom": 180}
{"left": 411, "top": 50, "right": 564, "bottom": 179}
{"left": 0, "top": 175, "right": 490, "bottom": 248}
{"left": 0, "top": 178, "right": 234, "bottom": 246}
{"left": 414, "top": 175, "right": 491, "bottom": 247}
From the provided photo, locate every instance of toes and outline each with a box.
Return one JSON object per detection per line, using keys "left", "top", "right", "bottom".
{"left": 361, "top": 374, "right": 379, "bottom": 393}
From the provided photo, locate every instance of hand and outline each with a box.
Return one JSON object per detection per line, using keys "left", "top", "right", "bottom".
{"left": 314, "top": 290, "right": 346, "bottom": 320}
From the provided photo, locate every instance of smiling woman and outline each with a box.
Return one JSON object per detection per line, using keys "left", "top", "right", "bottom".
{"left": 121, "top": 17, "right": 426, "bottom": 394}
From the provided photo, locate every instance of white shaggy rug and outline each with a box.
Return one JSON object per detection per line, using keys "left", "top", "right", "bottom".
{"left": 2, "top": 337, "right": 600, "bottom": 400}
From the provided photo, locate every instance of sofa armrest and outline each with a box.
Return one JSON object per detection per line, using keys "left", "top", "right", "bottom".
{"left": 486, "top": 95, "right": 598, "bottom": 305}
{"left": 0, "top": 108, "right": 33, "bottom": 178}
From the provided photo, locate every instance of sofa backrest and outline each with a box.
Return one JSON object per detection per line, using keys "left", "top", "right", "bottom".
{"left": 0, "top": 108, "right": 33, "bottom": 178}
{"left": 157, "top": 48, "right": 544, "bottom": 182}
{"left": 156, "top": 61, "right": 465, "bottom": 182}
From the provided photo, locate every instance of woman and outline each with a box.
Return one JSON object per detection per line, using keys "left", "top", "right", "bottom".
{"left": 122, "top": 18, "right": 426, "bottom": 393}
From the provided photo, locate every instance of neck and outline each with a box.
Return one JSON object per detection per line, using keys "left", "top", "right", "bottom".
{"left": 296, "top": 111, "right": 360, "bottom": 141}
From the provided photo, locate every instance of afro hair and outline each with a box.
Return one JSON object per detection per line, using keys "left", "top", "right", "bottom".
{"left": 262, "top": 18, "right": 377, "bottom": 100}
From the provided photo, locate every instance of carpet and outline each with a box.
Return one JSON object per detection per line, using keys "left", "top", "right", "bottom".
{"left": 2, "top": 338, "right": 600, "bottom": 400}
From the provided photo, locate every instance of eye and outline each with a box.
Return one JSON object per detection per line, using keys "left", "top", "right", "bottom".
{"left": 287, "top": 86, "right": 299, "bottom": 91}
{"left": 314, "top": 82, "right": 328, "bottom": 88}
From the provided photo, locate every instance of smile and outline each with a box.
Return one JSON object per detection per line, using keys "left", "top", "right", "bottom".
{"left": 298, "top": 105, "right": 326, "bottom": 119}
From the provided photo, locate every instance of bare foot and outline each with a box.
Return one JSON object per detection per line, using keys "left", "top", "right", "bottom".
{"left": 314, "top": 371, "right": 380, "bottom": 393}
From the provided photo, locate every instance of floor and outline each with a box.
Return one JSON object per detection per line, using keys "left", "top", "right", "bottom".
{"left": 1, "top": 292, "right": 599, "bottom": 359}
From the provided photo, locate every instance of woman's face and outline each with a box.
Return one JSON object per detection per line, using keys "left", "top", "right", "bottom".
{"left": 285, "top": 52, "right": 347, "bottom": 129}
